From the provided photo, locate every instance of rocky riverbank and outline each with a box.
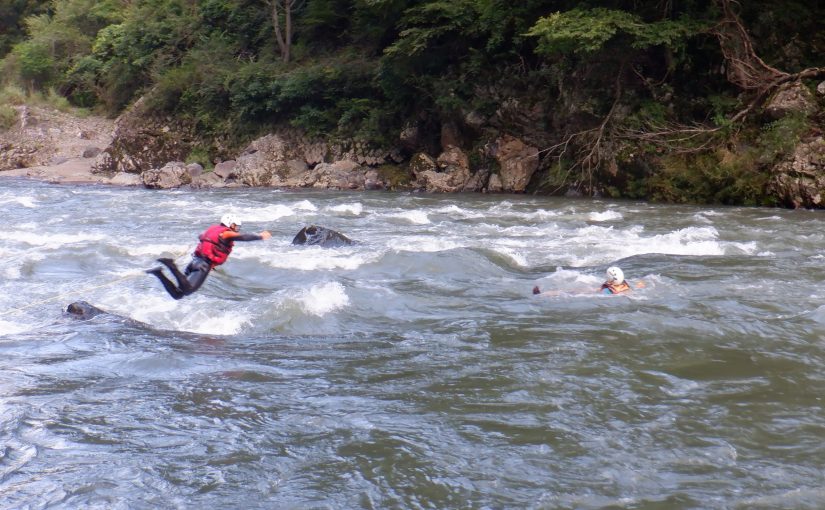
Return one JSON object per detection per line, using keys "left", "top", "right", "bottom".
{"left": 0, "top": 98, "right": 541, "bottom": 193}
{"left": 0, "top": 104, "right": 139, "bottom": 185}
{"left": 2, "top": 80, "right": 824, "bottom": 208}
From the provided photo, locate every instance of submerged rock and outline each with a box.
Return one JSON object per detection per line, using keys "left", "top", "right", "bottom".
{"left": 66, "top": 301, "right": 107, "bottom": 319}
{"left": 291, "top": 225, "right": 354, "bottom": 247}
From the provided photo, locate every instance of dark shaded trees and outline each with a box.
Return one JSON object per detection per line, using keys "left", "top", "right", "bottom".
{"left": 1, "top": 0, "right": 822, "bottom": 203}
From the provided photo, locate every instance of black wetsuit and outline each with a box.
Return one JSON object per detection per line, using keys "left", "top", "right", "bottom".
{"left": 148, "top": 233, "right": 263, "bottom": 300}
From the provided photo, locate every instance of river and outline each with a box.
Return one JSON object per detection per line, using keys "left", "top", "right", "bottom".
{"left": 1, "top": 178, "right": 824, "bottom": 509}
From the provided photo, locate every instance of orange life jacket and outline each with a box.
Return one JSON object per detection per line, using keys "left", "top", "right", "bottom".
{"left": 601, "top": 281, "right": 631, "bottom": 294}
{"left": 194, "top": 225, "right": 234, "bottom": 266}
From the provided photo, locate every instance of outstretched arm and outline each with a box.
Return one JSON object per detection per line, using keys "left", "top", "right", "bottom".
{"left": 221, "top": 230, "right": 272, "bottom": 242}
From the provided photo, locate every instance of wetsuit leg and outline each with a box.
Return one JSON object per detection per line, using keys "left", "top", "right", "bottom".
{"left": 146, "top": 267, "right": 185, "bottom": 300}
{"left": 158, "top": 257, "right": 211, "bottom": 297}
{"left": 181, "top": 258, "right": 211, "bottom": 295}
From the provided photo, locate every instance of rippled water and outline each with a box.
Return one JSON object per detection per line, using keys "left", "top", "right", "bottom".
{"left": 2, "top": 178, "right": 825, "bottom": 509}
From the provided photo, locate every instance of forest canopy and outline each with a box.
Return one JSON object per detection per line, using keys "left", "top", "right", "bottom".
{"left": 1, "top": 0, "right": 823, "bottom": 203}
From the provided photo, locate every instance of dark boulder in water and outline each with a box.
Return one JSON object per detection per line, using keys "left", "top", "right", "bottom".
{"left": 66, "top": 301, "right": 107, "bottom": 319}
{"left": 292, "top": 225, "right": 353, "bottom": 247}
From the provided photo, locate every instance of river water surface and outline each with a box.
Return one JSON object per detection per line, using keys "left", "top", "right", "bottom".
{"left": 1, "top": 178, "right": 824, "bottom": 509}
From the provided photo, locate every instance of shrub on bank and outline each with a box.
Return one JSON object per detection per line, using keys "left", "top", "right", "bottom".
{"left": 0, "top": 104, "right": 17, "bottom": 130}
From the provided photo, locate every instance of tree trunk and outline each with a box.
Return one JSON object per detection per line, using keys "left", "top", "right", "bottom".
{"left": 269, "top": 0, "right": 300, "bottom": 63}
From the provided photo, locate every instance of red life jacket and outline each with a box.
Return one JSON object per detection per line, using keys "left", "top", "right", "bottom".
{"left": 194, "top": 225, "right": 234, "bottom": 266}
{"left": 601, "top": 281, "right": 631, "bottom": 294}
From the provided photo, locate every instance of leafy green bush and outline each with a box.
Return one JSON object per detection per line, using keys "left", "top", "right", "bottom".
{"left": 147, "top": 64, "right": 198, "bottom": 113}
{"left": 377, "top": 164, "right": 412, "bottom": 189}
{"left": 44, "top": 87, "right": 73, "bottom": 112}
{"left": 0, "top": 104, "right": 17, "bottom": 130}
{"left": 527, "top": 8, "right": 708, "bottom": 56}
{"left": 757, "top": 113, "right": 809, "bottom": 163}
{"left": 185, "top": 146, "right": 212, "bottom": 169}
{"left": 228, "top": 57, "right": 387, "bottom": 139}
{"left": 0, "top": 84, "right": 27, "bottom": 106}
{"left": 13, "top": 40, "right": 54, "bottom": 87}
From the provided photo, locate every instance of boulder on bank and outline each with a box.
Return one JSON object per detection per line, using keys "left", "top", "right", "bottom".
{"left": 768, "top": 137, "right": 825, "bottom": 208}
{"left": 93, "top": 96, "right": 195, "bottom": 174}
{"left": 764, "top": 81, "right": 818, "bottom": 121}
{"left": 412, "top": 146, "right": 471, "bottom": 192}
{"left": 230, "top": 134, "right": 306, "bottom": 187}
{"left": 141, "top": 161, "right": 192, "bottom": 189}
{"left": 492, "top": 135, "right": 539, "bottom": 192}
{"left": 305, "top": 160, "right": 366, "bottom": 189}
{"left": 213, "top": 160, "right": 237, "bottom": 179}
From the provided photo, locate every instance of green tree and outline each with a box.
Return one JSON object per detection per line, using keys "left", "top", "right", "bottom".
{"left": 266, "top": 0, "right": 306, "bottom": 62}
{"left": 0, "top": 0, "right": 49, "bottom": 57}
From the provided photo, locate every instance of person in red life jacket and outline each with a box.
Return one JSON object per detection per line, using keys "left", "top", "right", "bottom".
{"left": 532, "top": 266, "right": 645, "bottom": 296}
{"left": 146, "top": 214, "right": 271, "bottom": 300}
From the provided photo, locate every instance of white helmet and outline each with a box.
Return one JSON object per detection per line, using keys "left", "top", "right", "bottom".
{"left": 220, "top": 214, "right": 241, "bottom": 228}
{"left": 606, "top": 266, "right": 624, "bottom": 283}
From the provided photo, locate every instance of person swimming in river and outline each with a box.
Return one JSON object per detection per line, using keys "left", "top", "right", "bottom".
{"left": 147, "top": 214, "right": 271, "bottom": 300}
{"left": 532, "top": 266, "right": 645, "bottom": 296}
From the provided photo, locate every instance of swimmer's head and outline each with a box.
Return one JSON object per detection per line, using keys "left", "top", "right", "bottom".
{"left": 220, "top": 214, "right": 242, "bottom": 230}
{"left": 606, "top": 266, "right": 624, "bottom": 284}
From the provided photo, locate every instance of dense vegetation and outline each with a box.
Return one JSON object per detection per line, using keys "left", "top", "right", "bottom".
{"left": 2, "top": 0, "right": 823, "bottom": 203}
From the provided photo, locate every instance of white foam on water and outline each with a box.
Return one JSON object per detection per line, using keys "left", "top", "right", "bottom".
{"left": 539, "top": 267, "right": 602, "bottom": 286}
{"left": 251, "top": 244, "right": 376, "bottom": 271}
{"left": 525, "top": 209, "right": 564, "bottom": 221}
{"left": 431, "top": 204, "right": 486, "bottom": 220}
{"left": 159, "top": 198, "right": 199, "bottom": 209}
{"left": 553, "top": 224, "right": 746, "bottom": 266}
{"left": 589, "top": 210, "right": 623, "bottom": 222}
{"left": 178, "top": 309, "right": 251, "bottom": 335}
{"left": 2, "top": 265, "right": 21, "bottom": 279}
{"left": 297, "top": 281, "right": 350, "bottom": 316}
{"left": 292, "top": 199, "right": 318, "bottom": 211}
{"left": 488, "top": 201, "right": 515, "bottom": 214}
{"left": 434, "top": 204, "right": 464, "bottom": 214}
{"left": 394, "top": 237, "right": 462, "bottom": 253}
{"left": 477, "top": 223, "right": 548, "bottom": 237}
{"left": 488, "top": 202, "right": 564, "bottom": 222}
{"left": 115, "top": 292, "right": 178, "bottom": 320}
{"left": 388, "top": 210, "right": 430, "bottom": 224}
{"left": 487, "top": 246, "right": 529, "bottom": 267}
{"left": 643, "top": 226, "right": 753, "bottom": 256}
{"left": 0, "top": 231, "right": 108, "bottom": 248}
{"left": 326, "top": 203, "right": 363, "bottom": 215}
{"left": 694, "top": 210, "right": 725, "bottom": 218}
{"left": 127, "top": 243, "right": 195, "bottom": 259}
{"left": 8, "top": 197, "right": 38, "bottom": 208}
{"left": 0, "top": 319, "right": 31, "bottom": 336}
{"left": 241, "top": 201, "right": 316, "bottom": 223}
{"left": 111, "top": 291, "right": 250, "bottom": 335}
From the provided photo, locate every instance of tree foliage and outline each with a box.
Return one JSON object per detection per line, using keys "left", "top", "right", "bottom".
{"left": 1, "top": 0, "right": 822, "bottom": 203}
{"left": 526, "top": 8, "right": 709, "bottom": 55}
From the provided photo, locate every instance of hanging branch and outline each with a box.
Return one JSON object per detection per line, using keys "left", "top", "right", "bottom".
{"left": 537, "top": 0, "right": 825, "bottom": 188}
{"left": 539, "top": 62, "right": 626, "bottom": 194}
{"left": 711, "top": 0, "right": 788, "bottom": 92}
{"left": 621, "top": 0, "right": 824, "bottom": 152}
